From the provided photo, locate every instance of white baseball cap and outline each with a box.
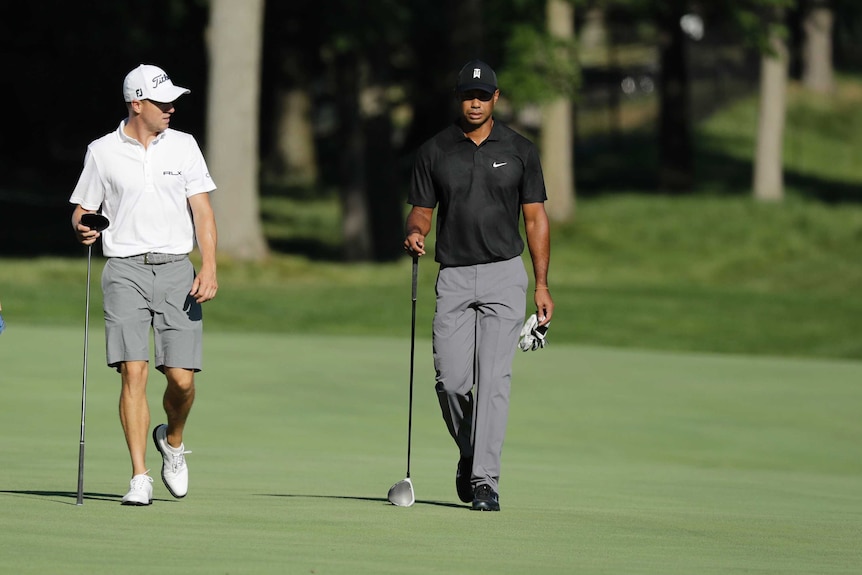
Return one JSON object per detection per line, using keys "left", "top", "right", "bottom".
{"left": 122, "top": 64, "right": 190, "bottom": 103}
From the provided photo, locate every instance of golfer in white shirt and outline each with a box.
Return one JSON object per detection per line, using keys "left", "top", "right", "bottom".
{"left": 70, "top": 64, "right": 218, "bottom": 506}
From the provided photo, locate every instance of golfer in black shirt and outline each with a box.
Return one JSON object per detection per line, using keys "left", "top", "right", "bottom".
{"left": 403, "top": 59, "right": 554, "bottom": 511}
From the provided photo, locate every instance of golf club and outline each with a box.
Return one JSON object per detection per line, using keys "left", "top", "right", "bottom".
{"left": 76, "top": 212, "right": 109, "bottom": 506}
{"left": 387, "top": 255, "right": 418, "bottom": 507}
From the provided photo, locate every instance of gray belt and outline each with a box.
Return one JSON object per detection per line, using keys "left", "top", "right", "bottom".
{"left": 123, "top": 253, "right": 189, "bottom": 265}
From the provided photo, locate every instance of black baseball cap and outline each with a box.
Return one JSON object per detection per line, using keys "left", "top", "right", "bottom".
{"left": 456, "top": 59, "right": 498, "bottom": 94}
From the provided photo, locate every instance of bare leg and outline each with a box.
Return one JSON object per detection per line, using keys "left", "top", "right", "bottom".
{"left": 162, "top": 367, "right": 195, "bottom": 449}
{"left": 119, "top": 361, "right": 150, "bottom": 476}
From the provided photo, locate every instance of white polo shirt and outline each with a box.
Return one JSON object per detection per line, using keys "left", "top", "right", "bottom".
{"left": 69, "top": 120, "right": 217, "bottom": 258}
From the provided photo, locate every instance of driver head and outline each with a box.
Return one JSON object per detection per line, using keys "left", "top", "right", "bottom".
{"left": 81, "top": 213, "right": 110, "bottom": 232}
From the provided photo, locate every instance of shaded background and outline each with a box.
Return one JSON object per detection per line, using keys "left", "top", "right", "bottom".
{"left": 2, "top": 0, "right": 861, "bottom": 256}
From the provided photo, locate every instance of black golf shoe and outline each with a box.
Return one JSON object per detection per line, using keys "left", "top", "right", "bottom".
{"left": 471, "top": 484, "right": 500, "bottom": 512}
{"left": 456, "top": 456, "right": 474, "bottom": 503}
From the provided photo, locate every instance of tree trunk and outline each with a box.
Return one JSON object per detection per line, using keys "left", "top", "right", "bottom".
{"left": 802, "top": 0, "right": 834, "bottom": 94}
{"left": 275, "top": 87, "right": 318, "bottom": 186}
{"left": 449, "top": 0, "right": 484, "bottom": 61}
{"left": 334, "top": 52, "right": 373, "bottom": 262}
{"left": 753, "top": 17, "right": 789, "bottom": 202}
{"left": 363, "top": 49, "right": 404, "bottom": 262}
{"left": 656, "top": 0, "right": 693, "bottom": 192}
{"left": 404, "top": 0, "right": 483, "bottom": 153}
{"left": 579, "top": 7, "right": 607, "bottom": 57}
{"left": 541, "top": 0, "right": 575, "bottom": 222}
{"left": 206, "top": 0, "right": 268, "bottom": 260}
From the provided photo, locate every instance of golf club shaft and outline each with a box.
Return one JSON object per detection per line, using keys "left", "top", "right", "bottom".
{"left": 76, "top": 245, "right": 93, "bottom": 505}
{"left": 406, "top": 256, "right": 418, "bottom": 478}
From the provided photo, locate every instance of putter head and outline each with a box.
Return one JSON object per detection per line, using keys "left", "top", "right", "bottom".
{"left": 80, "top": 213, "right": 110, "bottom": 232}
{"left": 387, "top": 478, "right": 415, "bottom": 507}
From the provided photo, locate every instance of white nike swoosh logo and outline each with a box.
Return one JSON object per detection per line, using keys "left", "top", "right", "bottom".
{"left": 492, "top": 162, "right": 507, "bottom": 168}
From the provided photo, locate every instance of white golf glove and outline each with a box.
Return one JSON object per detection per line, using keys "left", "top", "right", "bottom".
{"left": 518, "top": 313, "right": 549, "bottom": 351}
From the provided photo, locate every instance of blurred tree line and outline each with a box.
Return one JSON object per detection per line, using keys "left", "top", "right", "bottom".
{"left": 1, "top": 0, "right": 859, "bottom": 260}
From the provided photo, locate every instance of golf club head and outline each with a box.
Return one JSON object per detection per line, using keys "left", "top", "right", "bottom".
{"left": 387, "top": 478, "right": 415, "bottom": 507}
{"left": 80, "top": 213, "right": 110, "bottom": 232}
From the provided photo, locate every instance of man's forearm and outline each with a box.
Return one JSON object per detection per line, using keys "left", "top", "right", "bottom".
{"left": 405, "top": 208, "right": 433, "bottom": 237}
{"left": 196, "top": 224, "right": 217, "bottom": 268}
{"left": 524, "top": 212, "right": 550, "bottom": 286}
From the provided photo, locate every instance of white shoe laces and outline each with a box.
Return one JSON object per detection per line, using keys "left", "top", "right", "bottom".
{"left": 130, "top": 473, "right": 153, "bottom": 490}
{"left": 166, "top": 449, "right": 192, "bottom": 473}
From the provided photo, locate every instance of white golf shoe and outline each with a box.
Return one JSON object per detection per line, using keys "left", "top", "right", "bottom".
{"left": 121, "top": 473, "right": 153, "bottom": 506}
{"left": 152, "top": 424, "right": 190, "bottom": 498}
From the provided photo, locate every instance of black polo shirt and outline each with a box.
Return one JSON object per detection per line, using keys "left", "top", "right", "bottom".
{"left": 408, "top": 120, "right": 547, "bottom": 267}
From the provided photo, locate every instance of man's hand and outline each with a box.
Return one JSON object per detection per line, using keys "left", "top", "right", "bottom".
{"left": 403, "top": 232, "right": 426, "bottom": 256}
{"left": 188, "top": 193, "right": 218, "bottom": 303}
{"left": 534, "top": 287, "right": 554, "bottom": 327}
{"left": 519, "top": 313, "right": 550, "bottom": 351}
{"left": 190, "top": 266, "right": 218, "bottom": 303}
{"left": 72, "top": 206, "right": 103, "bottom": 246}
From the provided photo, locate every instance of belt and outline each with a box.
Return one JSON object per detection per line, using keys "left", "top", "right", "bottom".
{"left": 123, "top": 253, "right": 189, "bottom": 265}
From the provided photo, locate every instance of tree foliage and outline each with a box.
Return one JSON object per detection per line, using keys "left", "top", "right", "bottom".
{"left": 5, "top": 0, "right": 862, "bottom": 257}
{"left": 499, "top": 25, "right": 581, "bottom": 107}
{"left": 717, "top": 0, "right": 796, "bottom": 53}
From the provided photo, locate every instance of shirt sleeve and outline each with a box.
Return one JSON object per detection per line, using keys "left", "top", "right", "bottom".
{"left": 184, "top": 136, "right": 217, "bottom": 197}
{"left": 408, "top": 143, "right": 438, "bottom": 208}
{"left": 520, "top": 143, "right": 547, "bottom": 204}
{"left": 68, "top": 147, "right": 106, "bottom": 210}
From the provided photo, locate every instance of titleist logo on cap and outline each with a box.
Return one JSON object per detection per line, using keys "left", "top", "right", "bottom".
{"left": 123, "top": 64, "right": 191, "bottom": 103}
{"left": 152, "top": 73, "right": 171, "bottom": 88}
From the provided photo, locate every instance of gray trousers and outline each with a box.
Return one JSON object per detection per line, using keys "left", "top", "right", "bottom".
{"left": 433, "top": 256, "right": 527, "bottom": 492}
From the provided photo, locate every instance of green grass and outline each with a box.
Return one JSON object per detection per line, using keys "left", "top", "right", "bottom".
{"left": 4, "top": 69, "right": 862, "bottom": 575}
{"left": 1, "top": 326, "right": 860, "bottom": 574}
{"left": 698, "top": 75, "right": 862, "bottom": 200}
{"left": 3, "top": 191, "right": 861, "bottom": 359}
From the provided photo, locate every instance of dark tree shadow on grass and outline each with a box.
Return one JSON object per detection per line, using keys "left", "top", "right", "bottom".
{"left": 695, "top": 144, "right": 862, "bottom": 203}
{"left": 576, "top": 130, "right": 862, "bottom": 203}
{"left": 265, "top": 237, "right": 343, "bottom": 262}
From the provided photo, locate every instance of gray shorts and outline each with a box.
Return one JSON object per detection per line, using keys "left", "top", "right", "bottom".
{"left": 102, "top": 255, "right": 203, "bottom": 373}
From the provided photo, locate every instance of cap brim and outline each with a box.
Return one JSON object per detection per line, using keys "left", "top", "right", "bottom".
{"left": 456, "top": 83, "right": 497, "bottom": 94}
{"left": 154, "top": 85, "right": 191, "bottom": 103}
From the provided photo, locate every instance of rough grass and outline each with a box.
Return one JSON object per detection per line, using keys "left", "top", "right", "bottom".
{"left": 3, "top": 191, "right": 861, "bottom": 359}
